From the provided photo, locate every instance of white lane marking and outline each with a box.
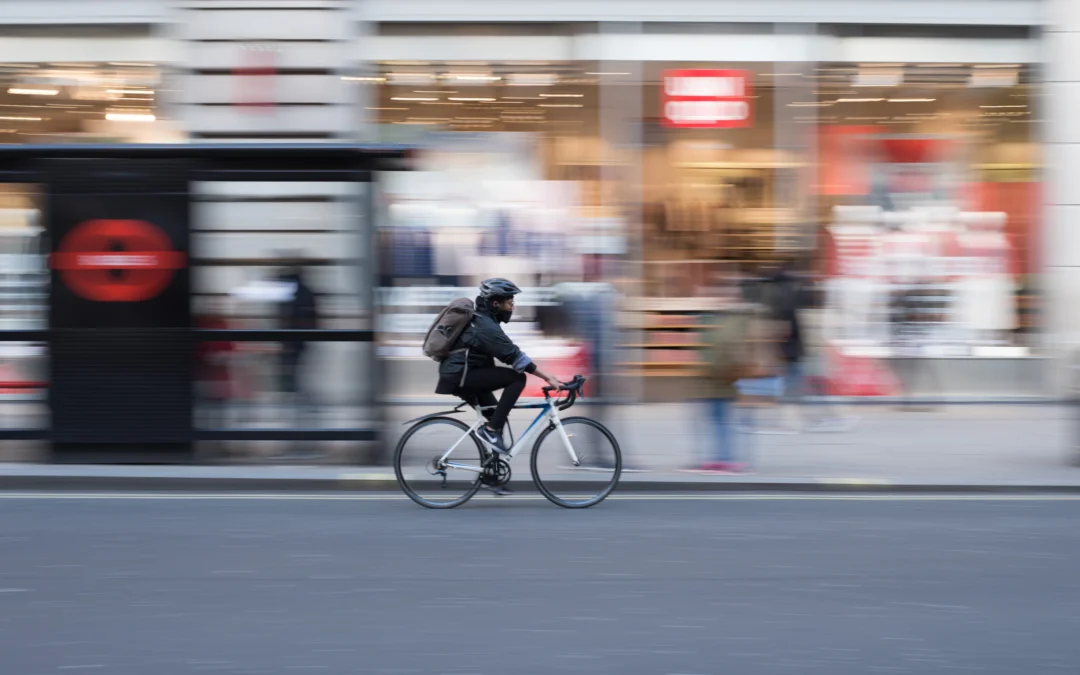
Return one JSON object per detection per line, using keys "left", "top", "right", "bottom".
{"left": 0, "top": 492, "right": 1077, "bottom": 502}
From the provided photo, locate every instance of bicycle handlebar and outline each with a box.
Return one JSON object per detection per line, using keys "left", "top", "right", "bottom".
{"left": 542, "top": 374, "right": 587, "bottom": 411}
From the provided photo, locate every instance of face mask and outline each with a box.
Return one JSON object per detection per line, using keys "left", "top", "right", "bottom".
{"left": 496, "top": 309, "right": 513, "bottom": 324}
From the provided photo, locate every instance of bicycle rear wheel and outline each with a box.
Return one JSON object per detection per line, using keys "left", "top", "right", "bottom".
{"left": 530, "top": 416, "right": 621, "bottom": 508}
{"left": 394, "top": 417, "right": 485, "bottom": 509}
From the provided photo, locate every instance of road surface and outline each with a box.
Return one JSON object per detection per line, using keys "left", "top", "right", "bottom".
{"left": 2, "top": 492, "right": 1079, "bottom": 674}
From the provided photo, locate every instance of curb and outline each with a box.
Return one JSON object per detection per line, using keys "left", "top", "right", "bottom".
{"left": 2, "top": 473, "right": 1080, "bottom": 494}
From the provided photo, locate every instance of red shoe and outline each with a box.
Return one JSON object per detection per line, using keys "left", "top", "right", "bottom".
{"left": 700, "top": 462, "right": 749, "bottom": 475}
{"left": 700, "top": 461, "right": 732, "bottom": 474}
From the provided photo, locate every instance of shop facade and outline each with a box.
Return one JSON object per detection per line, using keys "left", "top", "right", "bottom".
{"left": 0, "top": 0, "right": 1066, "bottom": 400}
{"left": 358, "top": 15, "right": 1045, "bottom": 399}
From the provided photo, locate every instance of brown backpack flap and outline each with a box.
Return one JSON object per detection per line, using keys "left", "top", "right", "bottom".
{"left": 422, "top": 297, "right": 476, "bottom": 361}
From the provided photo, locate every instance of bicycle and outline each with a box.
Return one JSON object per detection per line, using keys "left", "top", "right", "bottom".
{"left": 393, "top": 375, "right": 622, "bottom": 509}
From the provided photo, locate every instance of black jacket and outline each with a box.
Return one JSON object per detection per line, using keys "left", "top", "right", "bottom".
{"left": 278, "top": 273, "right": 319, "bottom": 355}
{"left": 762, "top": 271, "right": 804, "bottom": 364}
{"left": 435, "top": 302, "right": 535, "bottom": 395}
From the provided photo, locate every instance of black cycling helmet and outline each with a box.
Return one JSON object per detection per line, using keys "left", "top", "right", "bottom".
{"left": 478, "top": 278, "right": 521, "bottom": 299}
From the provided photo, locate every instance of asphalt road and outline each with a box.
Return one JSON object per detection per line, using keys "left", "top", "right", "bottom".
{"left": 2, "top": 493, "right": 1080, "bottom": 675}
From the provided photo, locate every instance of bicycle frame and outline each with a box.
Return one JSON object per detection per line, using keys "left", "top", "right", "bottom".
{"left": 438, "top": 401, "right": 580, "bottom": 474}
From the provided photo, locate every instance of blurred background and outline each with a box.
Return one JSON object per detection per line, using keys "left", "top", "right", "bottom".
{"left": 0, "top": 0, "right": 1071, "bottom": 474}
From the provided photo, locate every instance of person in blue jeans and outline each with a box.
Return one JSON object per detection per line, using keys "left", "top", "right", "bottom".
{"left": 700, "top": 303, "right": 757, "bottom": 474}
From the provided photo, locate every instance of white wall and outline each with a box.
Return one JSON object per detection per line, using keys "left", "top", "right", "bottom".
{"left": 356, "top": 0, "right": 1042, "bottom": 26}
{"left": 1045, "top": 0, "right": 1080, "bottom": 392}
{"left": 0, "top": 37, "right": 175, "bottom": 63}
{"left": 364, "top": 32, "right": 1040, "bottom": 65}
{"left": 0, "top": 0, "right": 166, "bottom": 24}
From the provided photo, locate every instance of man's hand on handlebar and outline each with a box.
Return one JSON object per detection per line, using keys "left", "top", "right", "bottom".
{"left": 533, "top": 368, "right": 564, "bottom": 391}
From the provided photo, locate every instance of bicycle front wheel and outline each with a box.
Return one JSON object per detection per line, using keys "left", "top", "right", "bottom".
{"left": 394, "top": 416, "right": 484, "bottom": 509}
{"left": 530, "top": 416, "right": 622, "bottom": 508}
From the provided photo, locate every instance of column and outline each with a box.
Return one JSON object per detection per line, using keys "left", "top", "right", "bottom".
{"left": 1045, "top": 0, "right": 1080, "bottom": 392}
{"left": 171, "top": 0, "right": 352, "bottom": 141}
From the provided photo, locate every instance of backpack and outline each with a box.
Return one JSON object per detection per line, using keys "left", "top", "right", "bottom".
{"left": 422, "top": 297, "right": 475, "bottom": 362}
{"left": 704, "top": 311, "right": 753, "bottom": 385}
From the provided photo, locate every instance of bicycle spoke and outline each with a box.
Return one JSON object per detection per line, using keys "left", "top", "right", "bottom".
{"left": 394, "top": 417, "right": 484, "bottom": 508}
{"left": 530, "top": 416, "right": 621, "bottom": 508}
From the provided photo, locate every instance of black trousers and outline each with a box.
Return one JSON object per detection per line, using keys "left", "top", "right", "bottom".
{"left": 455, "top": 367, "right": 527, "bottom": 431}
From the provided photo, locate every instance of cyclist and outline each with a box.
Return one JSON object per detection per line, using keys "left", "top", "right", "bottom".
{"left": 435, "top": 278, "right": 563, "bottom": 454}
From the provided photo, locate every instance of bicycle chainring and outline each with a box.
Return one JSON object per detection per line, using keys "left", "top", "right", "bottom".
{"left": 481, "top": 458, "right": 512, "bottom": 487}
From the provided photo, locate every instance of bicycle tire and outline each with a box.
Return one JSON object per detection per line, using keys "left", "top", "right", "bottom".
{"left": 530, "top": 416, "right": 622, "bottom": 509}
{"left": 394, "top": 416, "right": 485, "bottom": 509}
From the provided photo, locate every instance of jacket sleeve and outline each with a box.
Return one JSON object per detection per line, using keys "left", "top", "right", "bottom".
{"left": 475, "top": 324, "right": 536, "bottom": 373}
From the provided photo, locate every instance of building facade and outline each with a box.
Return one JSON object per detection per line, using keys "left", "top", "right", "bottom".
{"left": 0, "top": 0, "right": 1069, "bottom": 398}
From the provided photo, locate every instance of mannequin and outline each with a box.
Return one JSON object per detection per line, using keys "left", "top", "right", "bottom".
{"left": 955, "top": 212, "right": 1017, "bottom": 344}
{"left": 826, "top": 206, "right": 884, "bottom": 343}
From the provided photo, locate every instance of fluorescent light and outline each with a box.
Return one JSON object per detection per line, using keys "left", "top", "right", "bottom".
{"left": 8, "top": 88, "right": 59, "bottom": 96}
{"left": 105, "top": 113, "right": 155, "bottom": 122}
{"left": 445, "top": 74, "right": 500, "bottom": 82}
{"left": 414, "top": 90, "right": 453, "bottom": 94}
{"left": 538, "top": 104, "right": 582, "bottom": 108}
{"left": 342, "top": 76, "right": 385, "bottom": 82}
{"left": 507, "top": 73, "right": 558, "bottom": 86}
{"left": 107, "top": 89, "right": 154, "bottom": 95}
{"left": 391, "top": 97, "right": 438, "bottom": 102}
{"left": 539, "top": 93, "right": 583, "bottom": 98}
{"left": 787, "top": 102, "right": 832, "bottom": 107}
{"left": 0, "top": 115, "right": 42, "bottom": 121}
{"left": 979, "top": 104, "right": 1027, "bottom": 108}
{"left": 386, "top": 73, "right": 436, "bottom": 85}
{"left": 448, "top": 97, "right": 495, "bottom": 102}
{"left": 835, "top": 98, "right": 884, "bottom": 103}
{"left": 888, "top": 98, "right": 936, "bottom": 102}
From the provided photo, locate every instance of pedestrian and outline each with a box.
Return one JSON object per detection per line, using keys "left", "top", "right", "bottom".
{"left": 276, "top": 258, "right": 320, "bottom": 455}
{"left": 697, "top": 269, "right": 757, "bottom": 474}
{"left": 553, "top": 275, "right": 648, "bottom": 472}
{"left": 765, "top": 262, "right": 857, "bottom": 431}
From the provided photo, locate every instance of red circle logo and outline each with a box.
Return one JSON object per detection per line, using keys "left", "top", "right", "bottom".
{"left": 50, "top": 219, "right": 186, "bottom": 302}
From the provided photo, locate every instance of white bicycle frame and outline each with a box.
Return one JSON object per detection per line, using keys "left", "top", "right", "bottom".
{"left": 438, "top": 400, "right": 579, "bottom": 474}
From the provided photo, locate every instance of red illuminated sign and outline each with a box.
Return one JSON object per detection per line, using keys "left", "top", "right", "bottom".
{"left": 234, "top": 43, "right": 277, "bottom": 110}
{"left": 50, "top": 219, "right": 186, "bottom": 302}
{"left": 662, "top": 69, "right": 752, "bottom": 128}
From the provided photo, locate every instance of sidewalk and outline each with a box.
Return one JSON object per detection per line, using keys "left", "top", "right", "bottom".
{"left": 0, "top": 404, "right": 1078, "bottom": 492}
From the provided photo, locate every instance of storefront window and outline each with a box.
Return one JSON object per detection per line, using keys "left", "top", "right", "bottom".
{"left": 0, "top": 63, "right": 172, "bottom": 144}
{"left": 368, "top": 61, "right": 611, "bottom": 399}
{"left": 815, "top": 63, "right": 1040, "bottom": 355}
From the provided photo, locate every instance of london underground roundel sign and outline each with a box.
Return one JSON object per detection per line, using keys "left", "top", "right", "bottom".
{"left": 662, "top": 69, "right": 752, "bottom": 129}
{"left": 50, "top": 219, "right": 186, "bottom": 302}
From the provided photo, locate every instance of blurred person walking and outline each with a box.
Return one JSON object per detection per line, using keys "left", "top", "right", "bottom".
{"left": 554, "top": 272, "right": 648, "bottom": 472}
{"left": 277, "top": 260, "right": 320, "bottom": 456}
{"left": 699, "top": 304, "right": 758, "bottom": 474}
{"left": 763, "top": 263, "right": 858, "bottom": 432}
{"left": 695, "top": 270, "right": 757, "bottom": 474}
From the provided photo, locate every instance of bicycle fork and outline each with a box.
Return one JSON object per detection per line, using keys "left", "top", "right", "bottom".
{"left": 550, "top": 414, "right": 581, "bottom": 467}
